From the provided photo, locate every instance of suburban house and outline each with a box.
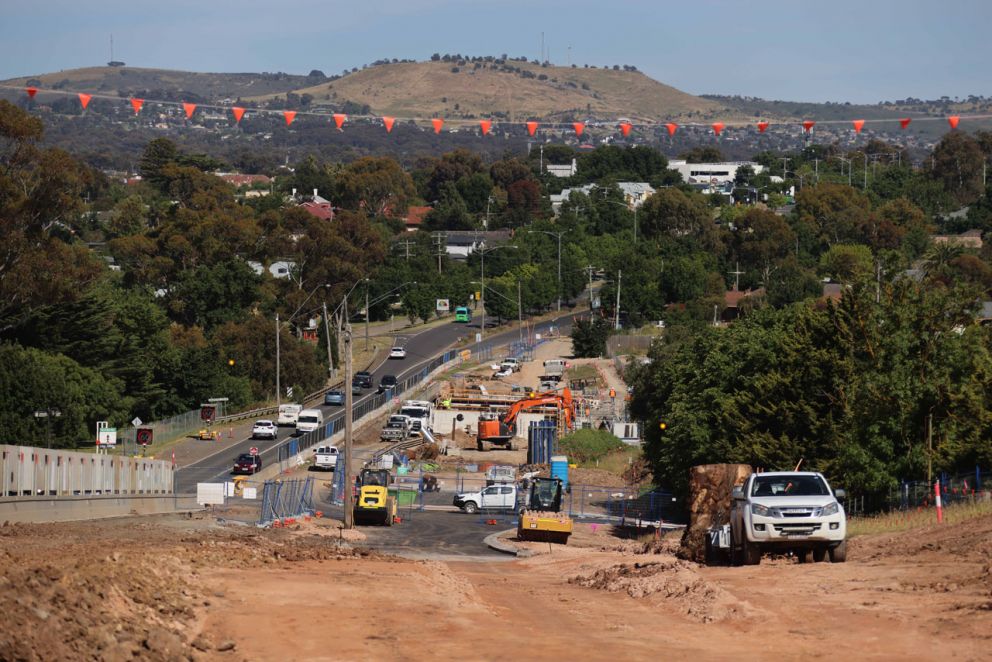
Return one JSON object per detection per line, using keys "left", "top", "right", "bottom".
{"left": 932, "top": 229, "right": 983, "bottom": 250}
{"left": 295, "top": 189, "right": 334, "bottom": 221}
{"left": 550, "top": 182, "right": 654, "bottom": 214}
{"left": 403, "top": 206, "right": 432, "bottom": 232}
{"left": 722, "top": 287, "right": 765, "bottom": 323}
{"left": 443, "top": 229, "right": 513, "bottom": 259}
{"left": 217, "top": 173, "right": 272, "bottom": 188}
{"left": 246, "top": 260, "right": 296, "bottom": 280}
{"left": 545, "top": 158, "right": 578, "bottom": 178}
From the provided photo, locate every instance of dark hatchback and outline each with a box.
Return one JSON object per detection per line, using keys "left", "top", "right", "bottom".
{"left": 232, "top": 453, "right": 262, "bottom": 475}
{"left": 353, "top": 371, "right": 374, "bottom": 389}
{"left": 378, "top": 374, "right": 398, "bottom": 393}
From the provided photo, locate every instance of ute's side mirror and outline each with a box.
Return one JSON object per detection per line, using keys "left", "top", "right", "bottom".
{"left": 731, "top": 486, "right": 744, "bottom": 500}
{"left": 834, "top": 488, "right": 847, "bottom": 501}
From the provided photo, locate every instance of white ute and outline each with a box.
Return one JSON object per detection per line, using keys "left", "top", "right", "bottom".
{"left": 728, "top": 471, "right": 847, "bottom": 565}
{"left": 453, "top": 484, "right": 518, "bottom": 514}
{"left": 313, "top": 445, "right": 338, "bottom": 471}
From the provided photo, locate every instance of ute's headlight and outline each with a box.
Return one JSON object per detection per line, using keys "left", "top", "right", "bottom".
{"left": 819, "top": 502, "right": 839, "bottom": 516}
{"left": 751, "top": 503, "right": 773, "bottom": 517}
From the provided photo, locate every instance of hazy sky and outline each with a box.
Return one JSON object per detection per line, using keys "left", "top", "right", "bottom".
{"left": 0, "top": 0, "right": 986, "bottom": 103}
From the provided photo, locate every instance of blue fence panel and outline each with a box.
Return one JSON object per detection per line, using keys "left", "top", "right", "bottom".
{"left": 257, "top": 477, "right": 315, "bottom": 525}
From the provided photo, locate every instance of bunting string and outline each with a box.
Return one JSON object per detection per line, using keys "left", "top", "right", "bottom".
{"left": 6, "top": 84, "right": 989, "bottom": 137}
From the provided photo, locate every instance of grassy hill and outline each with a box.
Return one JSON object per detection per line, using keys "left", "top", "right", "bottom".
{"left": 249, "top": 60, "right": 726, "bottom": 122}
{"left": 3, "top": 66, "right": 320, "bottom": 102}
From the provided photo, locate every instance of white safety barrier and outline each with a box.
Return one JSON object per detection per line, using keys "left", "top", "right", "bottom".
{"left": 1, "top": 445, "right": 174, "bottom": 498}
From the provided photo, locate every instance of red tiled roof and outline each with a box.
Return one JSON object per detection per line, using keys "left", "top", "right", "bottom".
{"left": 724, "top": 288, "right": 765, "bottom": 307}
{"left": 404, "top": 206, "right": 431, "bottom": 227}
{"left": 300, "top": 201, "right": 334, "bottom": 221}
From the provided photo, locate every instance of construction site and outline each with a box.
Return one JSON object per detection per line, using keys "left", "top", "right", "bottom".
{"left": 2, "top": 336, "right": 992, "bottom": 660}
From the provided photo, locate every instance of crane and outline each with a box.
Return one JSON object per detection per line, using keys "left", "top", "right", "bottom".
{"left": 476, "top": 388, "right": 574, "bottom": 451}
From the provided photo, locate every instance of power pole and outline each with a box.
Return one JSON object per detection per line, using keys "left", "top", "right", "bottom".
{"left": 322, "top": 301, "right": 333, "bottom": 378}
{"left": 614, "top": 269, "right": 622, "bottom": 330}
{"left": 585, "top": 264, "right": 596, "bottom": 315}
{"left": 396, "top": 239, "right": 415, "bottom": 261}
{"left": 343, "top": 299, "right": 355, "bottom": 529}
{"left": 275, "top": 313, "right": 281, "bottom": 406}
{"left": 517, "top": 279, "right": 523, "bottom": 344}
{"left": 780, "top": 157, "right": 790, "bottom": 180}
{"left": 432, "top": 232, "right": 445, "bottom": 274}
{"left": 365, "top": 283, "right": 370, "bottom": 351}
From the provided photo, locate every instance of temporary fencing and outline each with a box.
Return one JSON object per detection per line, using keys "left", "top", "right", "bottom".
{"left": 847, "top": 467, "right": 991, "bottom": 516}
{"left": 257, "top": 477, "right": 315, "bottom": 526}
{"left": 1, "top": 444, "right": 174, "bottom": 498}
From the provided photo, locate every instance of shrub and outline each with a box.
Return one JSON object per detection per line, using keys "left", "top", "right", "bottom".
{"left": 559, "top": 429, "right": 625, "bottom": 463}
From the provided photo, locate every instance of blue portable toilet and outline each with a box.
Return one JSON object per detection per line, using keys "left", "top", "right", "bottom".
{"left": 551, "top": 455, "right": 569, "bottom": 490}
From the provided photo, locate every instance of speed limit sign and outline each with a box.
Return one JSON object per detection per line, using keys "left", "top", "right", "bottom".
{"left": 249, "top": 446, "right": 259, "bottom": 456}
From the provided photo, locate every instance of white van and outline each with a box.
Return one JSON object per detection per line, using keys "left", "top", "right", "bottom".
{"left": 295, "top": 409, "right": 324, "bottom": 435}
{"left": 277, "top": 403, "right": 303, "bottom": 427}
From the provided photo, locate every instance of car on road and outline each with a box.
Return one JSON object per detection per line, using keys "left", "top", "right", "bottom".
{"left": 251, "top": 419, "right": 277, "bottom": 440}
{"left": 378, "top": 374, "right": 398, "bottom": 393}
{"left": 232, "top": 453, "right": 262, "bottom": 475}
{"left": 389, "top": 346, "right": 407, "bottom": 359}
{"left": 351, "top": 382, "right": 363, "bottom": 396}
{"left": 353, "top": 371, "right": 374, "bottom": 389}
{"left": 277, "top": 403, "right": 303, "bottom": 426}
{"left": 323, "top": 390, "right": 345, "bottom": 406}
{"left": 493, "top": 367, "right": 513, "bottom": 378}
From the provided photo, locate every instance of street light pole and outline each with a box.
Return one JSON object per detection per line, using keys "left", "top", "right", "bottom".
{"left": 478, "top": 244, "right": 517, "bottom": 339}
{"left": 527, "top": 229, "right": 568, "bottom": 312}
{"left": 275, "top": 313, "right": 281, "bottom": 407}
{"left": 343, "top": 298, "right": 355, "bottom": 530}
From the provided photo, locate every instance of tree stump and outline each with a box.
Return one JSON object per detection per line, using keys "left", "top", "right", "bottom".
{"left": 679, "top": 463, "right": 752, "bottom": 563}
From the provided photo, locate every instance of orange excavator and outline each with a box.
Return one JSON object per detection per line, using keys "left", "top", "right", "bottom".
{"left": 476, "top": 388, "right": 574, "bottom": 451}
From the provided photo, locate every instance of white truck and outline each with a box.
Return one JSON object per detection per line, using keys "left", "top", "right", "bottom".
{"left": 453, "top": 484, "right": 518, "bottom": 514}
{"left": 380, "top": 414, "right": 414, "bottom": 442}
{"left": 277, "top": 403, "right": 303, "bottom": 427}
{"left": 724, "top": 471, "right": 847, "bottom": 565}
{"left": 398, "top": 400, "right": 433, "bottom": 433}
{"left": 313, "top": 445, "right": 338, "bottom": 471}
{"left": 541, "top": 359, "right": 567, "bottom": 383}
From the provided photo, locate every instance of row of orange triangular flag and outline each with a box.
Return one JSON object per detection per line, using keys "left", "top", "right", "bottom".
{"left": 20, "top": 85, "right": 963, "bottom": 134}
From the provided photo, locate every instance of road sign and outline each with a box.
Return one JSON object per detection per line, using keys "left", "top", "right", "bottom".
{"left": 136, "top": 428, "right": 153, "bottom": 446}
{"left": 200, "top": 405, "right": 216, "bottom": 422}
{"left": 131, "top": 417, "right": 143, "bottom": 427}
{"left": 249, "top": 446, "right": 259, "bottom": 456}
{"left": 286, "top": 386, "right": 294, "bottom": 398}
{"left": 475, "top": 333, "right": 482, "bottom": 343}
{"left": 96, "top": 422, "right": 117, "bottom": 447}
{"left": 436, "top": 298, "right": 450, "bottom": 312}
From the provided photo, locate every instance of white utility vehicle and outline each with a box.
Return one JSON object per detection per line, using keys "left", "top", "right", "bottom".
{"left": 726, "top": 471, "right": 847, "bottom": 565}
{"left": 398, "top": 400, "right": 433, "bottom": 433}
{"left": 453, "top": 484, "right": 518, "bottom": 514}
{"left": 313, "top": 445, "right": 338, "bottom": 470}
{"left": 380, "top": 414, "right": 414, "bottom": 442}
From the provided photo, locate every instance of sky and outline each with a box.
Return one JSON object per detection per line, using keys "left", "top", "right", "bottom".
{"left": 0, "top": 0, "right": 987, "bottom": 104}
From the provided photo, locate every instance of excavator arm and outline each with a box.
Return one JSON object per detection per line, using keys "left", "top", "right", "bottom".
{"left": 477, "top": 388, "right": 575, "bottom": 447}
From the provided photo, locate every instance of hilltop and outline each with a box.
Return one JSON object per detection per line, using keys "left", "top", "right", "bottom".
{"left": 249, "top": 59, "right": 724, "bottom": 122}
{"left": 5, "top": 66, "right": 321, "bottom": 102}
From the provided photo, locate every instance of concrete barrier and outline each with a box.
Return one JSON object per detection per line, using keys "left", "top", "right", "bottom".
{"left": 0, "top": 494, "right": 200, "bottom": 524}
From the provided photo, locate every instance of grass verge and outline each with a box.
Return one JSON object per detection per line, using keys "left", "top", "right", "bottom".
{"left": 847, "top": 498, "right": 992, "bottom": 537}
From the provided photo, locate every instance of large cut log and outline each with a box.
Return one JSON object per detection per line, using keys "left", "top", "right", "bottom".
{"left": 679, "top": 463, "right": 752, "bottom": 563}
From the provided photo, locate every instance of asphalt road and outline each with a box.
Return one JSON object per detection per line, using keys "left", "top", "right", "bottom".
{"left": 312, "top": 484, "right": 509, "bottom": 559}
{"left": 176, "top": 309, "right": 583, "bottom": 492}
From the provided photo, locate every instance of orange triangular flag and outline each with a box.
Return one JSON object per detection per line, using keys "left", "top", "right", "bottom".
{"left": 948, "top": 116, "right": 960, "bottom": 129}
{"left": 479, "top": 120, "right": 492, "bottom": 135}
{"left": 78, "top": 93, "right": 92, "bottom": 110}
{"left": 712, "top": 122, "right": 725, "bottom": 136}
{"left": 665, "top": 123, "right": 678, "bottom": 136}
{"left": 852, "top": 119, "right": 865, "bottom": 133}
{"left": 130, "top": 98, "right": 144, "bottom": 115}
{"left": 232, "top": 107, "right": 245, "bottom": 124}
{"left": 432, "top": 118, "right": 444, "bottom": 134}
{"left": 26, "top": 87, "right": 37, "bottom": 99}
{"left": 383, "top": 116, "right": 395, "bottom": 133}
{"left": 620, "top": 122, "right": 632, "bottom": 137}
{"left": 802, "top": 120, "right": 815, "bottom": 132}
{"left": 333, "top": 113, "right": 346, "bottom": 129}
{"left": 899, "top": 118, "right": 911, "bottom": 129}
{"left": 284, "top": 110, "right": 297, "bottom": 126}
{"left": 573, "top": 122, "right": 585, "bottom": 136}
{"left": 526, "top": 121, "right": 539, "bottom": 136}
{"left": 183, "top": 102, "right": 196, "bottom": 119}
{"left": 757, "top": 121, "right": 769, "bottom": 133}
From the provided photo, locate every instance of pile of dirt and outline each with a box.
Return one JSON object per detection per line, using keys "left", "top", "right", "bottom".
{"left": 570, "top": 558, "right": 755, "bottom": 623}
{"left": 679, "top": 463, "right": 752, "bottom": 562}
{"left": 0, "top": 518, "right": 391, "bottom": 660}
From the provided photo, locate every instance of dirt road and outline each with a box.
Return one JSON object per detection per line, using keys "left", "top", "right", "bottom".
{"left": 2, "top": 512, "right": 990, "bottom": 660}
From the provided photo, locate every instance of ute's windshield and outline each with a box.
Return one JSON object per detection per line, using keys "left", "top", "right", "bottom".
{"left": 750, "top": 475, "right": 830, "bottom": 497}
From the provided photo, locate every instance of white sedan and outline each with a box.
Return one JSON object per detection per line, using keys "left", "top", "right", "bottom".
{"left": 251, "top": 420, "right": 277, "bottom": 440}
{"left": 389, "top": 346, "right": 407, "bottom": 359}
